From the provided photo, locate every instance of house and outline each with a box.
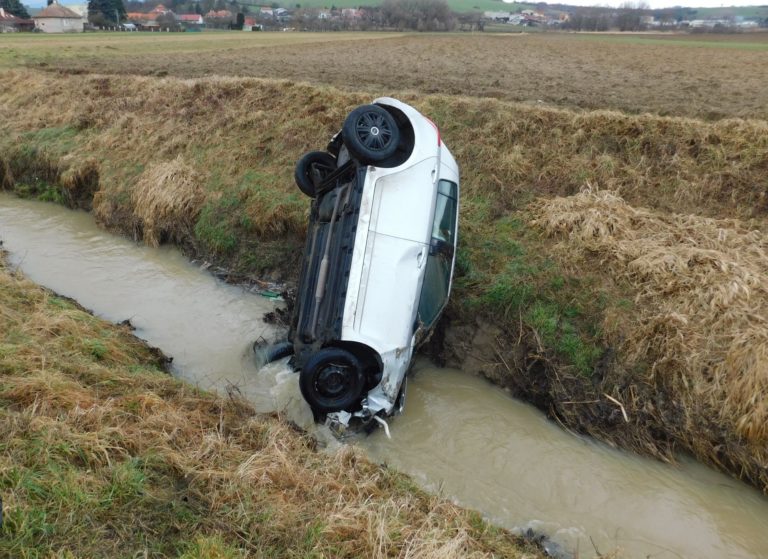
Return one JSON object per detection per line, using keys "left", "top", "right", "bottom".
{"left": 243, "top": 16, "right": 262, "bottom": 30}
{"left": 150, "top": 4, "right": 173, "bottom": 15}
{"left": 484, "top": 11, "right": 512, "bottom": 22}
{"left": 178, "top": 13, "right": 204, "bottom": 28}
{"left": 0, "top": 7, "right": 24, "bottom": 31}
{"left": 204, "top": 9, "right": 232, "bottom": 28}
{"left": 341, "top": 8, "right": 362, "bottom": 19}
{"left": 128, "top": 5, "right": 176, "bottom": 29}
{"left": 205, "top": 9, "right": 232, "bottom": 19}
{"left": 127, "top": 11, "right": 158, "bottom": 27}
{"left": 33, "top": 0, "right": 83, "bottom": 32}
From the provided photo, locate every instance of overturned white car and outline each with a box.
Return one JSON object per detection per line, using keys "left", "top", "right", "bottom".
{"left": 274, "top": 98, "right": 459, "bottom": 431}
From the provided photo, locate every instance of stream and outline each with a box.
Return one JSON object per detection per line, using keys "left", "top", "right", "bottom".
{"left": 2, "top": 193, "right": 768, "bottom": 559}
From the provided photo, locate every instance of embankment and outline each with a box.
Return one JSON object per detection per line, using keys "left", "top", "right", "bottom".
{"left": 0, "top": 252, "right": 543, "bottom": 557}
{"left": 2, "top": 68, "right": 767, "bottom": 493}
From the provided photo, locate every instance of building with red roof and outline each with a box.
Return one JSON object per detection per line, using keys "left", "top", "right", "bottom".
{"left": 1, "top": 7, "right": 26, "bottom": 32}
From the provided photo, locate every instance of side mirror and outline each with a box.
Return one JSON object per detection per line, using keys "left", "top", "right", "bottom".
{"left": 429, "top": 237, "right": 454, "bottom": 259}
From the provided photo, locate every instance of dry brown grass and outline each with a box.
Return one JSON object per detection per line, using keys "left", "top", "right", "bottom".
{"left": 2, "top": 69, "right": 767, "bottom": 235}
{"left": 531, "top": 188, "right": 768, "bottom": 486}
{"left": 0, "top": 253, "right": 543, "bottom": 558}
{"left": 129, "top": 156, "right": 206, "bottom": 247}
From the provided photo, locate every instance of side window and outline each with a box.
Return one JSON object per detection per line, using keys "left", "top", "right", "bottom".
{"left": 431, "top": 180, "right": 457, "bottom": 246}
{"left": 418, "top": 180, "right": 458, "bottom": 329}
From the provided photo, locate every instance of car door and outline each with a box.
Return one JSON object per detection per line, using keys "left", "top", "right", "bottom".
{"left": 353, "top": 159, "right": 436, "bottom": 350}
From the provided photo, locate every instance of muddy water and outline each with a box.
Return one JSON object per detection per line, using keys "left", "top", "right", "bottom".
{"left": 0, "top": 194, "right": 283, "bottom": 410}
{"left": 3, "top": 193, "right": 768, "bottom": 559}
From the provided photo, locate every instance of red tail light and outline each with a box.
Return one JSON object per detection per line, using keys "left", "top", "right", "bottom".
{"left": 425, "top": 117, "right": 441, "bottom": 146}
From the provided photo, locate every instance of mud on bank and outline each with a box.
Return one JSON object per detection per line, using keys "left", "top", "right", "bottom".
{"left": 2, "top": 69, "right": 768, "bottom": 494}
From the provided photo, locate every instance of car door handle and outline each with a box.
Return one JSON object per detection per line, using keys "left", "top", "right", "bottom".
{"left": 417, "top": 247, "right": 426, "bottom": 268}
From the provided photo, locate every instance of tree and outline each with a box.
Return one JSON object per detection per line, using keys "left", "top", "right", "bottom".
{"left": 615, "top": 1, "right": 649, "bottom": 31}
{"left": 0, "top": 0, "right": 30, "bottom": 18}
{"left": 156, "top": 11, "right": 179, "bottom": 29}
{"left": 88, "top": 0, "right": 127, "bottom": 25}
{"left": 457, "top": 11, "right": 482, "bottom": 31}
{"left": 381, "top": 0, "right": 453, "bottom": 31}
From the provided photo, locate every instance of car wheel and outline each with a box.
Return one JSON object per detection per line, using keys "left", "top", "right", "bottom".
{"left": 294, "top": 151, "right": 337, "bottom": 197}
{"left": 252, "top": 340, "right": 294, "bottom": 368}
{"left": 264, "top": 341, "right": 294, "bottom": 363}
{"left": 299, "top": 347, "right": 365, "bottom": 413}
{"left": 341, "top": 104, "right": 400, "bottom": 166}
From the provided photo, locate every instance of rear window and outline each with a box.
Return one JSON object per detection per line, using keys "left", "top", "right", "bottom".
{"left": 431, "top": 180, "right": 457, "bottom": 246}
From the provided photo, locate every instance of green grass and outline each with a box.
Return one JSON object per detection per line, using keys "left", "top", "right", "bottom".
{"left": 84, "top": 338, "right": 109, "bottom": 360}
{"left": 194, "top": 195, "right": 241, "bottom": 256}
{"left": 21, "top": 127, "right": 80, "bottom": 155}
{"left": 179, "top": 536, "right": 246, "bottom": 559}
{"left": 461, "top": 218, "right": 605, "bottom": 377}
{"left": 694, "top": 5, "right": 768, "bottom": 18}
{"left": 0, "top": 128, "right": 90, "bottom": 205}
{"left": 14, "top": 182, "right": 65, "bottom": 204}
{"left": 288, "top": 0, "right": 534, "bottom": 12}
{"left": 571, "top": 33, "right": 768, "bottom": 51}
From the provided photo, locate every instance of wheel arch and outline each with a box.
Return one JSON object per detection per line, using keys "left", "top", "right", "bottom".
{"left": 330, "top": 340, "right": 383, "bottom": 390}
{"left": 374, "top": 103, "right": 415, "bottom": 168}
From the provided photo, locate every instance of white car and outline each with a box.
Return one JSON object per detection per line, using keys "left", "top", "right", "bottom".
{"left": 270, "top": 98, "right": 459, "bottom": 431}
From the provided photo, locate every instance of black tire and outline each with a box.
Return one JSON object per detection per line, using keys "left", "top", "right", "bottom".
{"left": 252, "top": 340, "right": 294, "bottom": 368}
{"left": 341, "top": 104, "right": 400, "bottom": 166}
{"left": 264, "top": 341, "right": 294, "bottom": 363}
{"left": 299, "top": 347, "right": 365, "bottom": 414}
{"left": 294, "top": 151, "right": 337, "bottom": 197}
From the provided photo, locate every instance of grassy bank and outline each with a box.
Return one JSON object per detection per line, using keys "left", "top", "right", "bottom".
{"left": 0, "top": 253, "right": 544, "bottom": 558}
{"left": 1, "top": 68, "right": 768, "bottom": 494}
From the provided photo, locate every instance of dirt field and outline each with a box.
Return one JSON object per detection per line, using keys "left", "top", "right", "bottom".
{"left": 2, "top": 32, "right": 768, "bottom": 120}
